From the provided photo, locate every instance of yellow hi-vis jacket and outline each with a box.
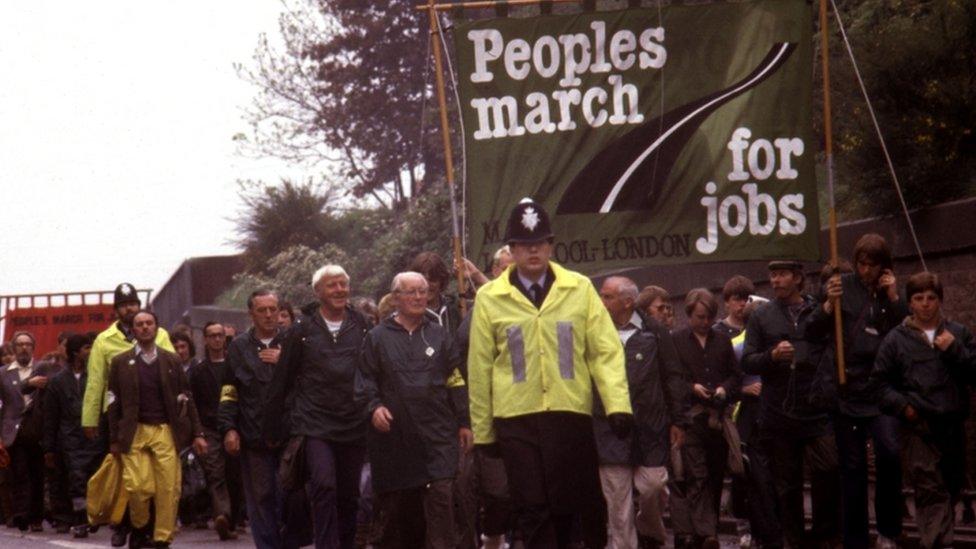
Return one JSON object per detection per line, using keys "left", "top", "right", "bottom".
{"left": 81, "top": 322, "right": 173, "bottom": 428}
{"left": 467, "top": 261, "right": 632, "bottom": 444}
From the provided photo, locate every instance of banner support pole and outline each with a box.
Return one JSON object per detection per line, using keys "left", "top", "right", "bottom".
{"left": 426, "top": 0, "right": 468, "bottom": 312}
{"left": 819, "top": 0, "right": 845, "bottom": 386}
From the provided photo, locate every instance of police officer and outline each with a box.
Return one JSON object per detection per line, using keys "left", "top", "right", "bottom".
{"left": 467, "top": 198, "right": 632, "bottom": 549}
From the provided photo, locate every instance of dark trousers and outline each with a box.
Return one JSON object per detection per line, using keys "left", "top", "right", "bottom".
{"left": 198, "top": 429, "right": 232, "bottom": 520}
{"left": 731, "top": 399, "right": 782, "bottom": 548}
{"left": 454, "top": 450, "right": 478, "bottom": 549}
{"left": 835, "top": 413, "right": 903, "bottom": 547}
{"left": 374, "top": 479, "right": 455, "bottom": 549}
{"left": 9, "top": 436, "right": 44, "bottom": 524}
{"left": 495, "top": 412, "right": 606, "bottom": 549}
{"left": 670, "top": 416, "right": 728, "bottom": 540}
{"left": 305, "top": 437, "right": 365, "bottom": 549}
{"left": 903, "top": 418, "right": 965, "bottom": 549}
{"left": 475, "top": 449, "right": 512, "bottom": 537}
{"left": 763, "top": 433, "right": 840, "bottom": 548}
{"left": 240, "top": 446, "right": 292, "bottom": 549}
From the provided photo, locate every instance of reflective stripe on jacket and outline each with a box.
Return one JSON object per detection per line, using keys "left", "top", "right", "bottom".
{"left": 467, "top": 261, "right": 631, "bottom": 444}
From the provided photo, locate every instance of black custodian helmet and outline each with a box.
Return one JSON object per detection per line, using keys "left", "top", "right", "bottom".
{"left": 504, "top": 198, "right": 554, "bottom": 244}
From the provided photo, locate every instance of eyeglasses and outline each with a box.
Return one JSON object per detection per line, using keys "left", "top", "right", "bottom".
{"left": 396, "top": 288, "right": 429, "bottom": 297}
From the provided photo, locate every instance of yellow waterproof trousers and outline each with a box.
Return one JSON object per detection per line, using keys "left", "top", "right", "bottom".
{"left": 121, "top": 424, "right": 181, "bottom": 543}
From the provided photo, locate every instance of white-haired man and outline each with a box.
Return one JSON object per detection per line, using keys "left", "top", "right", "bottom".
{"left": 265, "top": 264, "right": 371, "bottom": 549}
{"left": 356, "top": 272, "right": 468, "bottom": 549}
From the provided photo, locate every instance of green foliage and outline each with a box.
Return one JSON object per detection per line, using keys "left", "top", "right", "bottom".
{"left": 224, "top": 180, "right": 454, "bottom": 304}
{"left": 218, "top": 244, "right": 350, "bottom": 309}
{"left": 816, "top": 0, "right": 976, "bottom": 220}
{"left": 235, "top": 179, "right": 338, "bottom": 270}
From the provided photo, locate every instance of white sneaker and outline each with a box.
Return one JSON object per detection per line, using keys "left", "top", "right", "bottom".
{"left": 738, "top": 533, "right": 753, "bottom": 548}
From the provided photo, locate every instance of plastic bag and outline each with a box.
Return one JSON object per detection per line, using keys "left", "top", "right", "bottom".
{"left": 86, "top": 455, "right": 129, "bottom": 526}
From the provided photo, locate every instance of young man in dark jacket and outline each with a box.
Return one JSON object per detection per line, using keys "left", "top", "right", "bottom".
{"left": 266, "top": 265, "right": 371, "bottom": 549}
{"left": 43, "top": 333, "right": 103, "bottom": 537}
{"left": 742, "top": 260, "right": 840, "bottom": 549}
{"left": 107, "top": 310, "right": 207, "bottom": 547}
{"left": 355, "top": 272, "right": 467, "bottom": 549}
{"left": 187, "top": 321, "right": 237, "bottom": 541}
{"left": 672, "top": 288, "right": 742, "bottom": 549}
{"left": 871, "top": 272, "right": 976, "bottom": 549}
{"left": 806, "top": 233, "right": 907, "bottom": 549}
{"left": 595, "top": 276, "right": 689, "bottom": 549}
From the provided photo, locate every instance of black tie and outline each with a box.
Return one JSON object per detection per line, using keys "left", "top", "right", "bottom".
{"left": 530, "top": 283, "right": 543, "bottom": 307}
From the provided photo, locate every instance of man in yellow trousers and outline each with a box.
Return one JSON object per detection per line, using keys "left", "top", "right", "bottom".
{"left": 107, "top": 310, "right": 207, "bottom": 548}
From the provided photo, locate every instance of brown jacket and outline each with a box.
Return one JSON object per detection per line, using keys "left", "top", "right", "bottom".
{"left": 107, "top": 347, "right": 204, "bottom": 453}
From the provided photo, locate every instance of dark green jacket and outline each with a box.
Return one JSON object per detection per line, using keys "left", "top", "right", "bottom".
{"left": 872, "top": 318, "right": 976, "bottom": 419}
{"left": 218, "top": 328, "right": 290, "bottom": 446}
{"left": 265, "top": 305, "right": 371, "bottom": 444}
{"left": 742, "top": 295, "right": 831, "bottom": 439}
{"left": 806, "top": 273, "right": 908, "bottom": 416}
{"left": 355, "top": 316, "right": 464, "bottom": 494}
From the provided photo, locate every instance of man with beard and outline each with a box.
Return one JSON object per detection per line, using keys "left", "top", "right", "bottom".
{"left": 0, "top": 332, "right": 46, "bottom": 531}
{"left": 107, "top": 310, "right": 208, "bottom": 548}
{"left": 43, "top": 333, "right": 104, "bottom": 537}
{"left": 467, "top": 199, "right": 632, "bottom": 549}
{"left": 742, "top": 261, "right": 840, "bottom": 548}
{"left": 266, "top": 265, "right": 371, "bottom": 548}
{"left": 82, "top": 283, "right": 174, "bottom": 547}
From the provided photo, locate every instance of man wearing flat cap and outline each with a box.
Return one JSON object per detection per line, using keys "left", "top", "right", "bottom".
{"left": 741, "top": 261, "right": 840, "bottom": 548}
{"left": 467, "top": 198, "right": 632, "bottom": 549}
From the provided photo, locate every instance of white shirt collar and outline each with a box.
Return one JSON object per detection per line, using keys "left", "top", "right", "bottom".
{"left": 8, "top": 359, "right": 32, "bottom": 371}
{"left": 517, "top": 271, "right": 547, "bottom": 291}
{"left": 138, "top": 345, "right": 158, "bottom": 362}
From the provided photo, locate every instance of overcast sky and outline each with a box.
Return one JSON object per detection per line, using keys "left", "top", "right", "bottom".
{"left": 0, "top": 2, "right": 303, "bottom": 299}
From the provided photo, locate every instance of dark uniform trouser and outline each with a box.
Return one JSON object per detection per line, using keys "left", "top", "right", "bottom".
{"left": 670, "top": 415, "right": 728, "bottom": 541}
{"left": 495, "top": 412, "right": 606, "bottom": 549}
{"left": 835, "top": 413, "right": 903, "bottom": 548}
{"left": 903, "top": 418, "right": 965, "bottom": 549}
{"left": 305, "top": 437, "right": 365, "bottom": 549}
{"left": 763, "top": 433, "right": 840, "bottom": 548}
{"left": 198, "top": 429, "right": 232, "bottom": 520}
{"left": 455, "top": 444, "right": 512, "bottom": 549}
{"left": 374, "top": 479, "right": 454, "bottom": 549}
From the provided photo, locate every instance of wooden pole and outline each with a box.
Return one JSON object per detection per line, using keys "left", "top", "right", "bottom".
{"left": 819, "top": 0, "right": 846, "bottom": 385}
{"left": 426, "top": 0, "right": 468, "bottom": 311}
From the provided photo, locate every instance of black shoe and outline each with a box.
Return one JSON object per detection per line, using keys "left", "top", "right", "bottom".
{"left": 72, "top": 524, "right": 89, "bottom": 538}
{"left": 111, "top": 527, "right": 129, "bottom": 547}
{"left": 12, "top": 516, "right": 28, "bottom": 532}
{"left": 56, "top": 522, "right": 71, "bottom": 534}
{"left": 152, "top": 543, "right": 170, "bottom": 548}
{"left": 128, "top": 528, "right": 149, "bottom": 549}
{"left": 214, "top": 514, "right": 237, "bottom": 541}
{"left": 29, "top": 521, "right": 43, "bottom": 532}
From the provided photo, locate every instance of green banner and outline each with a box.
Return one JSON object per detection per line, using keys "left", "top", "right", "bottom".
{"left": 454, "top": 0, "right": 820, "bottom": 272}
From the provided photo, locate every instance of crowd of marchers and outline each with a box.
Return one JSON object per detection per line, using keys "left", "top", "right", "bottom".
{"left": 0, "top": 199, "right": 974, "bottom": 549}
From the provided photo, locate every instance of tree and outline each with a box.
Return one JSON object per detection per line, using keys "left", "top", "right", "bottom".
{"left": 234, "top": 178, "right": 338, "bottom": 270}
{"left": 237, "top": 0, "right": 444, "bottom": 208}
{"left": 815, "top": 0, "right": 976, "bottom": 219}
